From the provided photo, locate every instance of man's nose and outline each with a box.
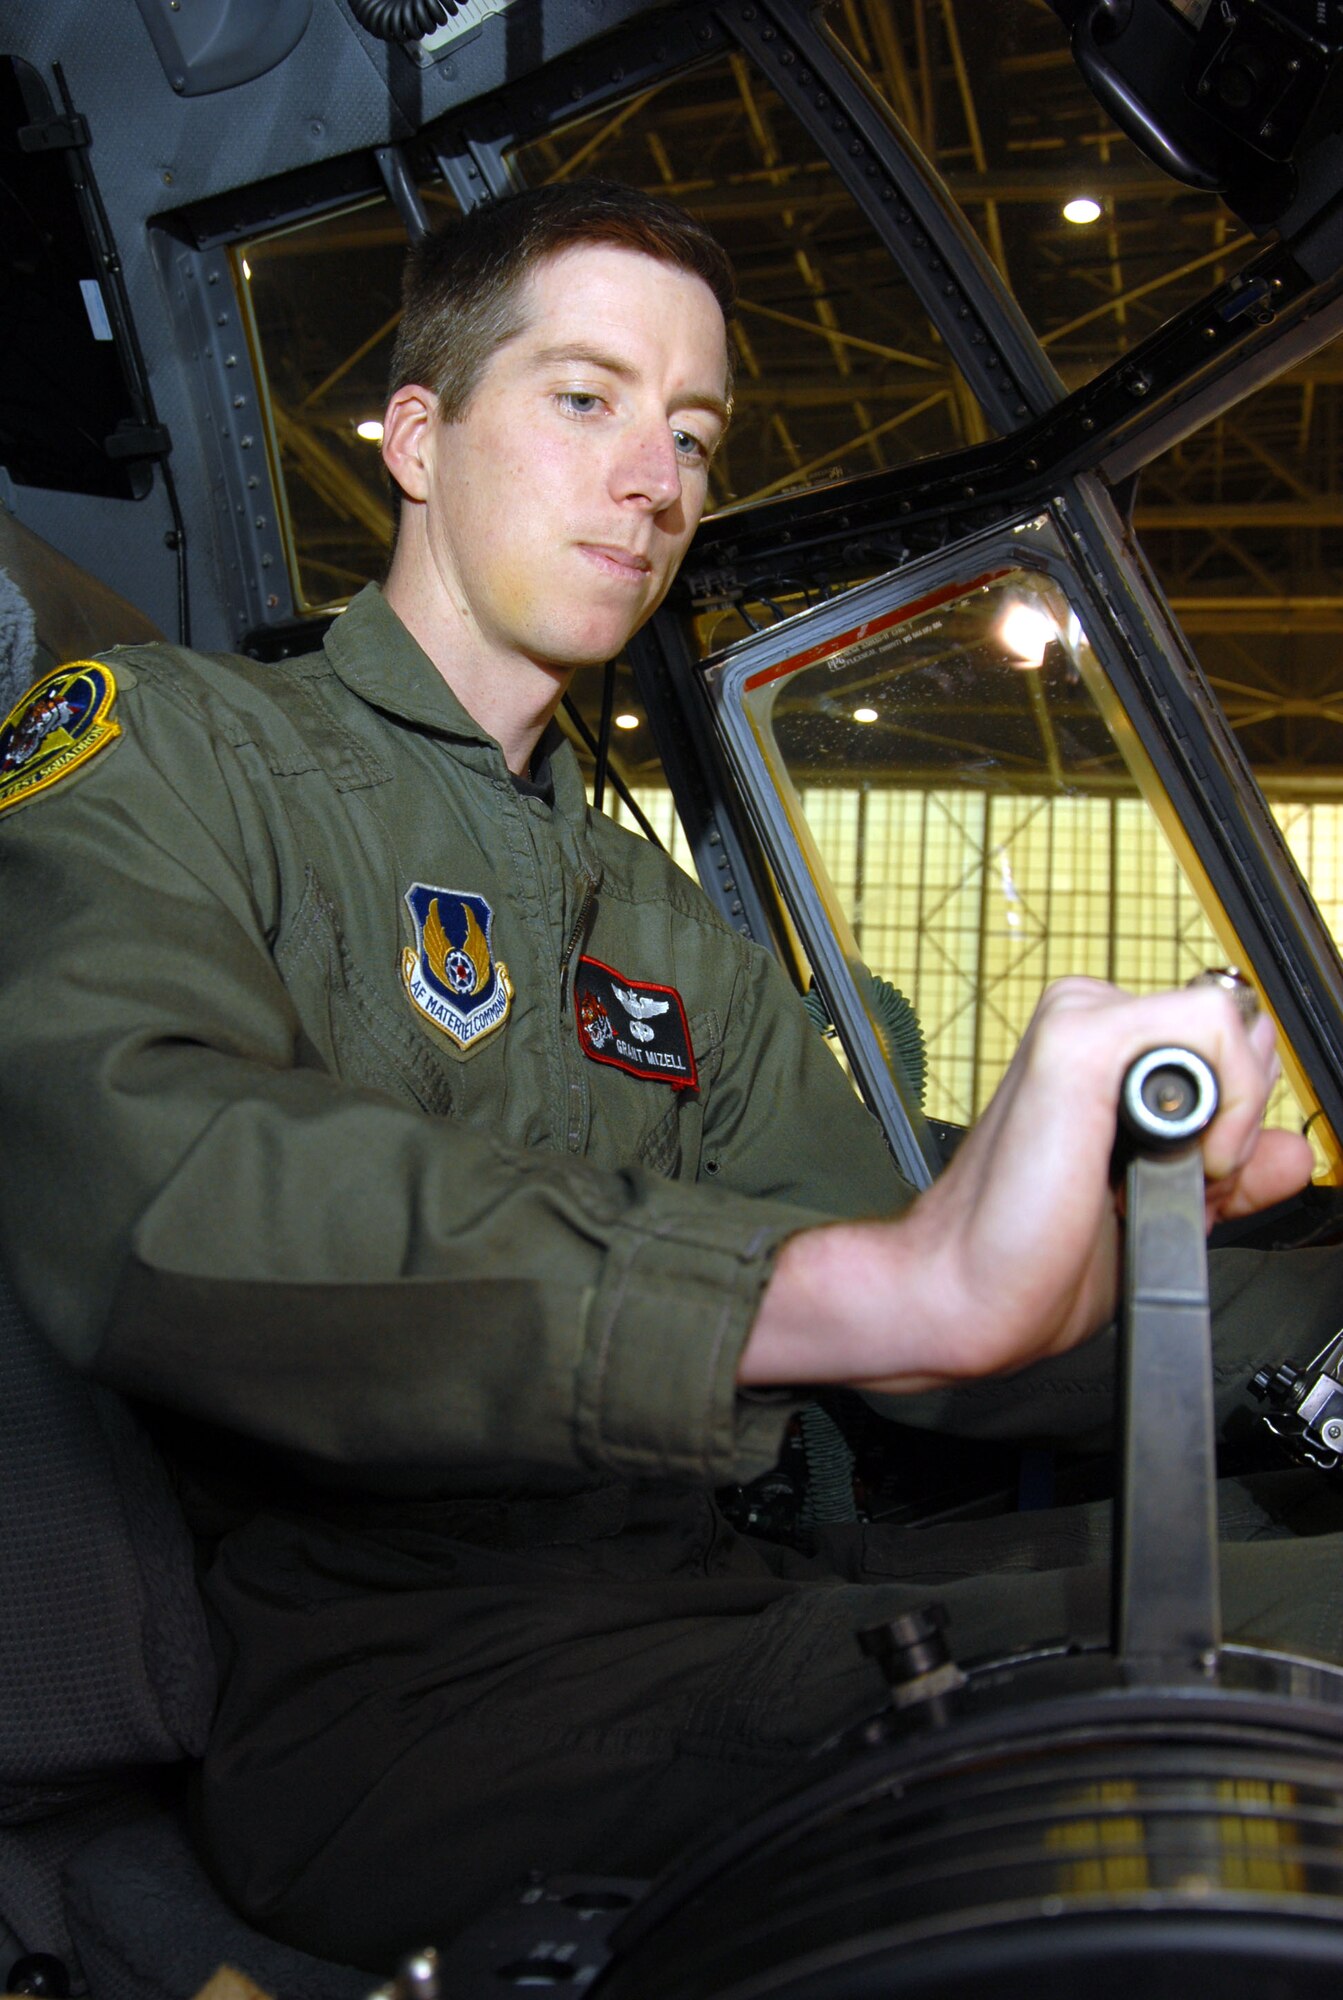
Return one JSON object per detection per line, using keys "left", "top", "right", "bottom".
{"left": 615, "top": 421, "right": 682, "bottom": 509}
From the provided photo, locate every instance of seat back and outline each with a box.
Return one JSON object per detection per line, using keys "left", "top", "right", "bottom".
{"left": 0, "top": 533, "right": 369, "bottom": 1995}
{"left": 0, "top": 1262, "right": 217, "bottom": 1968}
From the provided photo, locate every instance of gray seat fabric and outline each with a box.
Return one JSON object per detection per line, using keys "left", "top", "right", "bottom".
{"left": 0, "top": 1247, "right": 377, "bottom": 1996}
{"left": 64, "top": 1816, "right": 369, "bottom": 2000}
{"left": 0, "top": 558, "right": 39, "bottom": 712}
{"left": 0, "top": 514, "right": 163, "bottom": 711}
{"left": 0, "top": 1262, "right": 217, "bottom": 1970}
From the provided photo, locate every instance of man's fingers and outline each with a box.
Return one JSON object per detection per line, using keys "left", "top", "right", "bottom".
{"left": 746, "top": 974, "right": 1306, "bottom": 1398}
{"left": 1198, "top": 999, "right": 1282, "bottom": 1180}
{"left": 1207, "top": 1127, "right": 1314, "bottom": 1221}
{"left": 1250, "top": 1009, "right": 1278, "bottom": 1067}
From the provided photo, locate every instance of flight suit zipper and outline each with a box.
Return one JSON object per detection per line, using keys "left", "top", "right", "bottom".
{"left": 559, "top": 861, "right": 600, "bottom": 1154}
{"left": 558, "top": 864, "right": 600, "bottom": 1010}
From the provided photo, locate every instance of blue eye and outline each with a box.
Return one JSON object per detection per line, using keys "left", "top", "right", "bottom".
{"left": 557, "top": 390, "right": 603, "bottom": 416}
{"left": 673, "top": 428, "right": 709, "bottom": 464}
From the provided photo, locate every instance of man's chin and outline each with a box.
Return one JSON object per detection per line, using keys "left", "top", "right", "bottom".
{"left": 532, "top": 617, "right": 653, "bottom": 676}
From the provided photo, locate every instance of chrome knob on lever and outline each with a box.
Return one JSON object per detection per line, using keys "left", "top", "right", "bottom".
{"left": 1119, "top": 1045, "right": 1219, "bottom": 1153}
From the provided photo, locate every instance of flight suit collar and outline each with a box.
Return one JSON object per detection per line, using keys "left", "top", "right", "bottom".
{"left": 323, "top": 583, "right": 589, "bottom": 821}
{"left": 324, "top": 583, "right": 497, "bottom": 742}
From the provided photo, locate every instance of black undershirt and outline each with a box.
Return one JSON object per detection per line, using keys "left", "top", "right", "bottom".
{"left": 509, "top": 720, "right": 560, "bottom": 807}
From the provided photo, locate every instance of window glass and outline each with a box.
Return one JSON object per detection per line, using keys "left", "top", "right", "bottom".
{"left": 707, "top": 521, "right": 1333, "bottom": 1172}
{"left": 823, "top": 0, "right": 1259, "bottom": 390}
{"left": 511, "top": 48, "right": 982, "bottom": 515}
{"left": 234, "top": 184, "right": 459, "bottom": 612}
{"left": 1134, "top": 359, "right": 1343, "bottom": 908}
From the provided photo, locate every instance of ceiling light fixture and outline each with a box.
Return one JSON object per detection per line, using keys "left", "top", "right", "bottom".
{"left": 356, "top": 419, "right": 385, "bottom": 442}
{"left": 1063, "top": 196, "right": 1102, "bottom": 225}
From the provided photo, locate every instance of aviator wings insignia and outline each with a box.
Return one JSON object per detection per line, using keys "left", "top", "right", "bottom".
{"left": 401, "top": 884, "right": 512, "bottom": 1052}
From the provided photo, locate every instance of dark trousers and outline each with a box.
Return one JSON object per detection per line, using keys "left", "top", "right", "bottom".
{"left": 194, "top": 1246, "right": 1343, "bottom": 1971}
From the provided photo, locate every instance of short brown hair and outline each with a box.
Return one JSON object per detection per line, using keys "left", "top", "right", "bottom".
{"left": 388, "top": 177, "right": 736, "bottom": 421}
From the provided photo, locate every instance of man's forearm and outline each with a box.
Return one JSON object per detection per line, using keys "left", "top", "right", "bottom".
{"left": 738, "top": 978, "right": 1313, "bottom": 1398}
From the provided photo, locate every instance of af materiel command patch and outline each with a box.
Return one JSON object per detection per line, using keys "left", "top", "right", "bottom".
{"left": 574, "top": 956, "right": 698, "bottom": 1091}
{"left": 401, "top": 883, "right": 513, "bottom": 1051}
{"left": 0, "top": 662, "right": 120, "bottom": 816}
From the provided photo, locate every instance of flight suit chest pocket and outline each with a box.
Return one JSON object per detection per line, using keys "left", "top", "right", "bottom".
{"left": 275, "top": 866, "right": 455, "bottom": 1116}
{"left": 632, "top": 1009, "right": 721, "bottom": 1181}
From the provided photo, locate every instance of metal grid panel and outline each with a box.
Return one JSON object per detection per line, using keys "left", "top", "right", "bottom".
{"left": 613, "top": 783, "right": 1339, "bottom": 1146}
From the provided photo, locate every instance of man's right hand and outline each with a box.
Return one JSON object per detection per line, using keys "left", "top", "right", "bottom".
{"left": 738, "top": 977, "right": 1312, "bottom": 1396}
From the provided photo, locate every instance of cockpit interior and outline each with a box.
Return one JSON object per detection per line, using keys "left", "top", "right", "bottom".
{"left": 6, "top": 2, "right": 1343, "bottom": 1994}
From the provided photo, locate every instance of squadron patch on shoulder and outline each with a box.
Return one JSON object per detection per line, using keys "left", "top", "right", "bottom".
{"left": 0, "top": 662, "right": 121, "bottom": 816}
{"left": 401, "top": 883, "right": 513, "bottom": 1051}
{"left": 574, "top": 956, "right": 698, "bottom": 1091}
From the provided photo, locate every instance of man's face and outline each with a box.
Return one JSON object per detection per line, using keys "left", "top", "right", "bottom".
{"left": 386, "top": 243, "right": 730, "bottom": 680}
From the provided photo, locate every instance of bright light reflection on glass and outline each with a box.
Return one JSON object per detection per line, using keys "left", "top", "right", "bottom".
{"left": 852, "top": 706, "right": 879, "bottom": 723}
{"left": 1063, "top": 197, "right": 1102, "bottom": 225}
{"left": 356, "top": 419, "right": 385, "bottom": 442}
{"left": 998, "top": 599, "right": 1057, "bottom": 669}
{"left": 614, "top": 712, "right": 640, "bottom": 731}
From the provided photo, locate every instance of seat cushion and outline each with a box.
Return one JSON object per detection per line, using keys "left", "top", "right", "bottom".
{"left": 0, "top": 1271, "right": 215, "bottom": 1788}
{"left": 0, "top": 1265, "right": 215, "bottom": 1973}
{"left": 64, "top": 1815, "right": 370, "bottom": 2000}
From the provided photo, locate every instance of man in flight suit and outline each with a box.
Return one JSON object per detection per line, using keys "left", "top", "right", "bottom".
{"left": 0, "top": 181, "right": 1336, "bottom": 1971}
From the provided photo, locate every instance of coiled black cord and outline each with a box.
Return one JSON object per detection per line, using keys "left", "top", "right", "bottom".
{"left": 804, "top": 973, "right": 927, "bottom": 1104}
{"left": 346, "top": 0, "right": 465, "bottom": 42}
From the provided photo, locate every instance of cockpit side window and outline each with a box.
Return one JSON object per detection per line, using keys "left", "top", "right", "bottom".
{"left": 703, "top": 519, "right": 1339, "bottom": 1177}
{"left": 232, "top": 182, "right": 461, "bottom": 615}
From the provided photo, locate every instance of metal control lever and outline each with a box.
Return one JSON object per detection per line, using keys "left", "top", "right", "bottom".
{"left": 1114, "top": 1045, "right": 1222, "bottom": 1682}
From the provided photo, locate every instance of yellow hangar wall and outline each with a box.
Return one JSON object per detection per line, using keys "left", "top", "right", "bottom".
{"left": 613, "top": 786, "right": 1343, "bottom": 1154}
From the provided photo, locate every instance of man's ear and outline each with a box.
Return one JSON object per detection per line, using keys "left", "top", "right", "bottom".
{"left": 382, "top": 385, "right": 439, "bottom": 504}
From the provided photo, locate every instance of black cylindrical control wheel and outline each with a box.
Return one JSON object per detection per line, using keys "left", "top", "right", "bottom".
{"left": 1119, "top": 1046, "right": 1218, "bottom": 1151}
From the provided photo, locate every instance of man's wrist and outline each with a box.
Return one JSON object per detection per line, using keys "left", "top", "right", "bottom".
{"left": 739, "top": 1217, "right": 912, "bottom": 1389}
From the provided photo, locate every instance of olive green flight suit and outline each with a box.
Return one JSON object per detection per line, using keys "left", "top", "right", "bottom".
{"left": 1, "top": 584, "right": 1341, "bottom": 1970}
{"left": 0, "top": 585, "right": 905, "bottom": 1478}
{"left": 0, "top": 583, "right": 906, "bottom": 1953}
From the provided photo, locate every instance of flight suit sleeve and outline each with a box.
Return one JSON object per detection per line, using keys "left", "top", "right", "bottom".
{"left": 0, "top": 667, "right": 864, "bottom": 1491}
{"left": 565, "top": 910, "right": 916, "bottom": 1488}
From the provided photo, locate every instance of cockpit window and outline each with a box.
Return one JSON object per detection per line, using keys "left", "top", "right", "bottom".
{"left": 510, "top": 49, "right": 984, "bottom": 512}
{"left": 232, "top": 183, "right": 459, "bottom": 612}
{"left": 705, "top": 514, "right": 1335, "bottom": 1175}
{"left": 822, "top": 0, "right": 1260, "bottom": 391}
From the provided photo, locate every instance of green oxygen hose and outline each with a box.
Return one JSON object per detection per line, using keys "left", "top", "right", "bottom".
{"left": 802, "top": 971, "right": 927, "bottom": 1106}
{"left": 798, "top": 1401, "right": 860, "bottom": 1529}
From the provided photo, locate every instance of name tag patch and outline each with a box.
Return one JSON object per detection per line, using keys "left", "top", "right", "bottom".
{"left": 574, "top": 956, "right": 697, "bottom": 1091}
